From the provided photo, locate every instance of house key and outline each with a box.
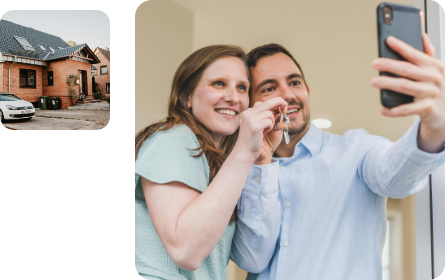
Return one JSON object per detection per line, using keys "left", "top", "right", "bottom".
{"left": 274, "top": 106, "right": 290, "bottom": 144}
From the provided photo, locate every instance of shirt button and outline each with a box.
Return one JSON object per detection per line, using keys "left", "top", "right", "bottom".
{"left": 286, "top": 202, "right": 291, "bottom": 207}
{"left": 283, "top": 241, "right": 288, "bottom": 247}
{"left": 254, "top": 216, "right": 260, "bottom": 221}
{"left": 254, "top": 176, "right": 260, "bottom": 183}
{"left": 280, "top": 166, "right": 286, "bottom": 171}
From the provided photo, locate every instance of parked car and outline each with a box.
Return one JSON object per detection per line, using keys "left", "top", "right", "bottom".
{"left": 0, "top": 93, "right": 35, "bottom": 122}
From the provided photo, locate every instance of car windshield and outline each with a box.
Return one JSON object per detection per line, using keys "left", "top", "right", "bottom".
{"left": 0, "top": 94, "right": 22, "bottom": 101}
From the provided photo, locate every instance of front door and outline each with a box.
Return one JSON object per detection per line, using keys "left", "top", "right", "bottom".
{"left": 78, "top": 71, "right": 88, "bottom": 96}
{"left": 78, "top": 70, "right": 83, "bottom": 95}
{"left": 83, "top": 71, "right": 87, "bottom": 96}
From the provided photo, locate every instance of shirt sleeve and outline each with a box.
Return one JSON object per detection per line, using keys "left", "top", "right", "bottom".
{"left": 357, "top": 121, "right": 445, "bottom": 198}
{"left": 135, "top": 125, "right": 209, "bottom": 193}
{"left": 231, "top": 159, "right": 282, "bottom": 273}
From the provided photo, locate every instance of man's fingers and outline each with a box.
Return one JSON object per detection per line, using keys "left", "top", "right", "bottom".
{"left": 372, "top": 58, "right": 441, "bottom": 83}
{"left": 381, "top": 98, "right": 435, "bottom": 118}
{"left": 372, "top": 76, "right": 440, "bottom": 99}
{"left": 386, "top": 36, "right": 431, "bottom": 66}
{"left": 423, "top": 33, "right": 435, "bottom": 58}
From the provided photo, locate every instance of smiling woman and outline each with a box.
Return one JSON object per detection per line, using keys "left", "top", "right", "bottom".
{"left": 134, "top": 44, "right": 287, "bottom": 280}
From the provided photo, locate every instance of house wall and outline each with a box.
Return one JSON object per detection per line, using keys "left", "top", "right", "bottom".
{"left": 42, "top": 59, "right": 93, "bottom": 109}
{"left": 92, "top": 50, "right": 110, "bottom": 94}
{"left": 0, "top": 63, "right": 3, "bottom": 92}
{"left": 1, "top": 62, "right": 43, "bottom": 102}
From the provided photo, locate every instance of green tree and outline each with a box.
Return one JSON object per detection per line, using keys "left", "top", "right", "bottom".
{"left": 92, "top": 76, "right": 97, "bottom": 94}
{"left": 66, "top": 40, "right": 77, "bottom": 47}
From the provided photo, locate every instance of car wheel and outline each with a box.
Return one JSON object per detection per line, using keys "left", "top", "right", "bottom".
{"left": 0, "top": 110, "right": 4, "bottom": 122}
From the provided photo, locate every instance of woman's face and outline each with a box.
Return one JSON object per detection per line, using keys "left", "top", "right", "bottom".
{"left": 188, "top": 56, "right": 249, "bottom": 146}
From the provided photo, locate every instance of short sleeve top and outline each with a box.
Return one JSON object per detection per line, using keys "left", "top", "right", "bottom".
{"left": 135, "top": 124, "right": 236, "bottom": 280}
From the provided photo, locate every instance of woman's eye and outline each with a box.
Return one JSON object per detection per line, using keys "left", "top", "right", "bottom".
{"left": 290, "top": 81, "right": 300, "bottom": 86}
{"left": 237, "top": 85, "right": 247, "bottom": 91}
{"left": 213, "top": 81, "right": 224, "bottom": 87}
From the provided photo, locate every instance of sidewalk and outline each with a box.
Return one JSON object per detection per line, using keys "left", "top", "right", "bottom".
{"left": 67, "top": 102, "right": 110, "bottom": 111}
{"left": 3, "top": 101, "right": 110, "bottom": 130}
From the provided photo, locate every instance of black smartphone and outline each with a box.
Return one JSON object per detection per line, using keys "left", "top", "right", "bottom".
{"left": 377, "top": 3, "right": 424, "bottom": 108}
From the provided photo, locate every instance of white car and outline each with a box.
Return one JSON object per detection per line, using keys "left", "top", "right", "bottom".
{"left": 0, "top": 93, "right": 36, "bottom": 121}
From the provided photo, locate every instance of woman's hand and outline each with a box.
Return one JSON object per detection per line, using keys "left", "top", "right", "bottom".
{"left": 253, "top": 102, "right": 287, "bottom": 165}
{"left": 233, "top": 97, "right": 288, "bottom": 163}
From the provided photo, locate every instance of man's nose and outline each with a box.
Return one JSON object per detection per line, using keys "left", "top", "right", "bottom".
{"left": 280, "top": 84, "right": 295, "bottom": 101}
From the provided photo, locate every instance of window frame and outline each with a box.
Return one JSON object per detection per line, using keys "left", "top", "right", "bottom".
{"left": 47, "top": 71, "right": 54, "bottom": 86}
{"left": 100, "top": 66, "right": 108, "bottom": 75}
{"left": 19, "top": 69, "right": 37, "bottom": 88}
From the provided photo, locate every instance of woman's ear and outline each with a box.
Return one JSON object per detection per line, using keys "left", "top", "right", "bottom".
{"left": 187, "top": 95, "right": 192, "bottom": 108}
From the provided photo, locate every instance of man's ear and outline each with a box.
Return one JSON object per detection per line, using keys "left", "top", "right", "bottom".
{"left": 306, "top": 84, "right": 310, "bottom": 96}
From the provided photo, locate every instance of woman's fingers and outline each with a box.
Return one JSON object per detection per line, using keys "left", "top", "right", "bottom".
{"left": 372, "top": 76, "right": 440, "bottom": 99}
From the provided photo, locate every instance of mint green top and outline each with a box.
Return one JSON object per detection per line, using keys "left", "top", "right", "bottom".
{"left": 135, "top": 124, "right": 236, "bottom": 280}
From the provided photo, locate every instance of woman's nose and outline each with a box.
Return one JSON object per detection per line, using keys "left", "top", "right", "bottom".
{"left": 224, "top": 87, "right": 240, "bottom": 103}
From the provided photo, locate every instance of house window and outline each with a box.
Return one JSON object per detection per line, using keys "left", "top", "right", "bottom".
{"left": 92, "top": 69, "right": 97, "bottom": 76}
{"left": 106, "top": 83, "right": 110, "bottom": 93}
{"left": 48, "top": 71, "right": 54, "bottom": 86}
{"left": 100, "top": 66, "right": 108, "bottom": 75}
{"left": 20, "top": 69, "right": 36, "bottom": 88}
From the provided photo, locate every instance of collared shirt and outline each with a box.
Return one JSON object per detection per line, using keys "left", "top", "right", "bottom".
{"left": 231, "top": 121, "right": 445, "bottom": 280}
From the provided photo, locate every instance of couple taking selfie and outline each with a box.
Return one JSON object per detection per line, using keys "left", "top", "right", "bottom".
{"left": 135, "top": 33, "right": 445, "bottom": 279}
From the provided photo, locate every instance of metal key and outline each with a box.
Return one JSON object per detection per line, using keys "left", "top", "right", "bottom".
{"left": 274, "top": 106, "right": 290, "bottom": 144}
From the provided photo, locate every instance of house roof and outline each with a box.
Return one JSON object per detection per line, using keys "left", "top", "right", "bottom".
{"left": 0, "top": 20, "right": 99, "bottom": 63}
{"left": 94, "top": 47, "right": 110, "bottom": 62}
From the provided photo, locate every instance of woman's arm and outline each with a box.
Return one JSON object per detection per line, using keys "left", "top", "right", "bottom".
{"left": 142, "top": 151, "right": 252, "bottom": 270}
{"left": 143, "top": 97, "right": 288, "bottom": 271}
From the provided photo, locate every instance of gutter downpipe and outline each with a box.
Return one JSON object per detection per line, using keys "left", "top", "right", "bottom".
{"left": 8, "top": 56, "right": 17, "bottom": 93}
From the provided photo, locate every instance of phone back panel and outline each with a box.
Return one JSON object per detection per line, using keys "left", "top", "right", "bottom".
{"left": 377, "top": 3, "right": 424, "bottom": 108}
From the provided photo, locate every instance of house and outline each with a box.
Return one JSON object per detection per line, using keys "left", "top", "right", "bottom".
{"left": 92, "top": 47, "right": 110, "bottom": 95}
{"left": 0, "top": 20, "right": 100, "bottom": 109}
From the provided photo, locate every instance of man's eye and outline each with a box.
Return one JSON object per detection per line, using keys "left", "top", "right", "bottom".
{"left": 290, "top": 81, "right": 300, "bottom": 86}
{"left": 263, "top": 87, "right": 274, "bottom": 93}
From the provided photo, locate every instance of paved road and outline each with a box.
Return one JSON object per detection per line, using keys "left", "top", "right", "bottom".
{"left": 2, "top": 102, "right": 110, "bottom": 130}
{"left": 35, "top": 109, "right": 110, "bottom": 122}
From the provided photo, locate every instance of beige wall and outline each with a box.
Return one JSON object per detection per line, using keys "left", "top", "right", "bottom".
{"left": 136, "top": 0, "right": 417, "bottom": 279}
{"left": 135, "top": 0, "right": 193, "bottom": 134}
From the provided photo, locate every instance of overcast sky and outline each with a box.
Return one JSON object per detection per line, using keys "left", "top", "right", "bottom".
{"left": 2, "top": 10, "right": 110, "bottom": 50}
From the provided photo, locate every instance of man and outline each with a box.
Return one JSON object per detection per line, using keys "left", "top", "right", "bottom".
{"left": 230, "top": 35, "right": 445, "bottom": 280}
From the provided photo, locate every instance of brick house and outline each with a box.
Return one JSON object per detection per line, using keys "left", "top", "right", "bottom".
{"left": 92, "top": 47, "right": 110, "bottom": 95}
{"left": 0, "top": 20, "right": 100, "bottom": 109}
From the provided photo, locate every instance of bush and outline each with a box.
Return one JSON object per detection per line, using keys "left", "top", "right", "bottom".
{"left": 92, "top": 76, "right": 97, "bottom": 94}
{"left": 93, "top": 91, "right": 103, "bottom": 100}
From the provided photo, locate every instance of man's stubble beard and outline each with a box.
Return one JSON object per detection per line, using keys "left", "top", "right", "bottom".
{"left": 288, "top": 107, "right": 310, "bottom": 140}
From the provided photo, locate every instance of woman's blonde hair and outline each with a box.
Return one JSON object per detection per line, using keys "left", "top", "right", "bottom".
{"left": 135, "top": 45, "right": 248, "bottom": 221}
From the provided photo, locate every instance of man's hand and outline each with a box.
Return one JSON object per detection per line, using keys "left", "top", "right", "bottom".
{"left": 251, "top": 102, "right": 287, "bottom": 165}
{"left": 371, "top": 34, "right": 445, "bottom": 153}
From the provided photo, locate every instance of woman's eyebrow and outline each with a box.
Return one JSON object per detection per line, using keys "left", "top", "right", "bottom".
{"left": 207, "top": 77, "right": 250, "bottom": 84}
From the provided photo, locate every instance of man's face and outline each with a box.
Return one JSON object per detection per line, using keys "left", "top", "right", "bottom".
{"left": 250, "top": 52, "right": 311, "bottom": 138}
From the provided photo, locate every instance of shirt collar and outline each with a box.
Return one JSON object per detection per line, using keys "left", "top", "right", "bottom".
{"left": 297, "top": 122, "right": 323, "bottom": 157}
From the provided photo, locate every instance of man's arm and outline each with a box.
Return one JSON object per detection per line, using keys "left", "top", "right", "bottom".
{"left": 418, "top": 123, "right": 445, "bottom": 153}
{"left": 230, "top": 160, "right": 282, "bottom": 273}
{"left": 356, "top": 121, "right": 445, "bottom": 198}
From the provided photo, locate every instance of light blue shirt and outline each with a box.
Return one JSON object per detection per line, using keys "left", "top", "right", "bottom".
{"left": 231, "top": 121, "right": 445, "bottom": 280}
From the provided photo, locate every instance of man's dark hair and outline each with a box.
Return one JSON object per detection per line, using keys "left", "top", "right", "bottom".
{"left": 245, "top": 43, "right": 307, "bottom": 85}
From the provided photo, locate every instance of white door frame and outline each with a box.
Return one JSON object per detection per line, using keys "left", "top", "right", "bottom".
{"left": 414, "top": 1, "right": 445, "bottom": 279}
